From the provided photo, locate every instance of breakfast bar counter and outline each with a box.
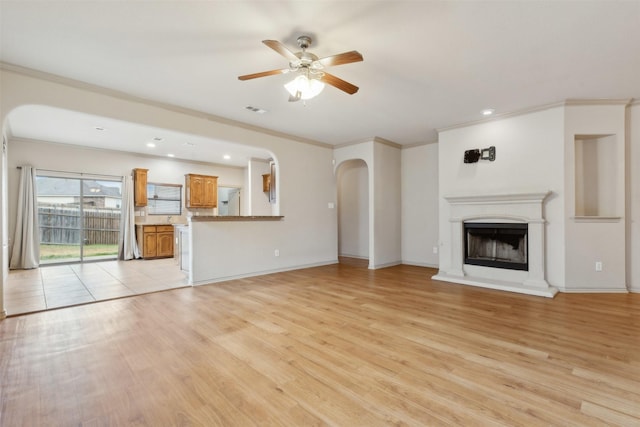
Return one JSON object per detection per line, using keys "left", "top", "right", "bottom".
{"left": 189, "top": 215, "right": 284, "bottom": 222}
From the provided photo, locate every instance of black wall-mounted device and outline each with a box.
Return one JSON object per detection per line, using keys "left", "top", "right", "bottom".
{"left": 464, "top": 146, "right": 496, "bottom": 163}
{"left": 464, "top": 149, "right": 481, "bottom": 163}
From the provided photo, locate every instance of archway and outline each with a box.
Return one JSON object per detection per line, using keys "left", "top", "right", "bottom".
{"left": 336, "top": 159, "right": 369, "bottom": 265}
{"left": 1, "top": 104, "right": 277, "bottom": 316}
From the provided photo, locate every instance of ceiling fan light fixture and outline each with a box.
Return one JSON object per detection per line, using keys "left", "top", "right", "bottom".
{"left": 284, "top": 74, "right": 325, "bottom": 100}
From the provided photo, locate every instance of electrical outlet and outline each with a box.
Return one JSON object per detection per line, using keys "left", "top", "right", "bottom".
{"left": 433, "top": 246, "right": 438, "bottom": 254}
{"left": 274, "top": 249, "right": 280, "bottom": 257}
{"left": 595, "top": 261, "right": 603, "bottom": 272}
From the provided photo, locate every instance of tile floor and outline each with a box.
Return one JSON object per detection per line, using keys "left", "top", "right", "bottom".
{"left": 4, "top": 258, "right": 189, "bottom": 316}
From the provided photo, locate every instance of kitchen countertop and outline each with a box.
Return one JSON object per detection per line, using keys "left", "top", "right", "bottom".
{"left": 189, "top": 216, "right": 284, "bottom": 222}
{"left": 136, "top": 223, "right": 187, "bottom": 226}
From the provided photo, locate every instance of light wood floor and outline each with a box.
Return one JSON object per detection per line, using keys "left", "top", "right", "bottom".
{"left": 1, "top": 263, "right": 639, "bottom": 426}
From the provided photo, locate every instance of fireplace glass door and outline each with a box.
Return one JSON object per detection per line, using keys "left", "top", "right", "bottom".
{"left": 464, "top": 223, "right": 528, "bottom": 271}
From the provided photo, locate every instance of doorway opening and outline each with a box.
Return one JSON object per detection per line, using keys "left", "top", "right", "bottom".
{"left": 336, "top": 159, "right": 369, "bottom": 266}
{"left": 218, "top": 186, "right": 241, "bottom": 216}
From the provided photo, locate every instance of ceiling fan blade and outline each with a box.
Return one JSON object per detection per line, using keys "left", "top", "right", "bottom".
{"left": 238, "top": 68, "right": 289, "bottom": 81}
{"left": 262, "top": 40, "right": 299, "bottom": 61}
{"left": 316, "top": 50, "right": 363, "bottom": 68}
{"left": 320, "top": 73, "right": 359, "bottom": 95}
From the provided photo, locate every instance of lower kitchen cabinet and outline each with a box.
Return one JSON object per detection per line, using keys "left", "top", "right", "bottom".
{"left": 136, "top": 225, "right": 174, "bottom": 259}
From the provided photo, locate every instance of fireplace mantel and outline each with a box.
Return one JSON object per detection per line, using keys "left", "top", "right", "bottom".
{"left": 443, "top": 191, "right": 551, "bottom": 206}
{"left": 434, "top": 190, "right": 558, "bottom": 297}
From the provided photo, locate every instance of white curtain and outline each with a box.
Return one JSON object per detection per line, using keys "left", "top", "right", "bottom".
{"left": 9, "top": 166, "right": 40, "bottom": 269}
{"left": 118, "top": 175, "right": 140, "bottom": 260}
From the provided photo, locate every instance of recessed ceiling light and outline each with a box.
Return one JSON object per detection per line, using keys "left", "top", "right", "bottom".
{"left": 183, "top": 142, "right": 195, "bottom": 147}
{"left": 95, "top": 126, "right": 106, "bottom": 131}
{"left": 167, "top": 153, "right": 175, "bottom": 158}
{"left": 146, "top": 142, "right": 156, "bottom": 148}
{"left": 482, "top": 109, "right": 495, "bottom": 116}
{"left": 223, "top": 155, "right": 231, "bottom": 160}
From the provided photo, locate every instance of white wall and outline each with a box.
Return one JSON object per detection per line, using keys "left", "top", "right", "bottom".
{"left": 438, "top": 101, "right": 639, "bottom": 294}
{"left": 0, "top": 68, "right": 338, "bottom": 301}
{"left": 337, "top": 159, "right": 368, "bottom": 259}
{"left": 373, "top": 141, "right": 401, "bottom": 268}
{"left": 564, "top": 103, "right": 628, "bottom": 292}
{"left": 629, "top": 102, "right": 640, "bottom": 292}
{"left": 401, "top": 143, "right": 439, "bottom": 267}
{"left": 0, "top": 135, "right": 7, "bottom": 319}
{"left": 438, "top": 106, "right": 566, "bottom": 288}
{"left": 189, "top": 139, "right": 338, "bottom": 284}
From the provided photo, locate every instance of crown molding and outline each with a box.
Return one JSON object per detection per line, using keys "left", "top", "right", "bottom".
{"left": 333, "top": 138, "right": 374, "bottom": 149}
{"left": 373, "top": 136, "right": 402, "bottom": 149}
{"left": 334, "top": 136, "right": 402, "bottom": 150}
{"left": 437, "top": 98, "right": 636, "bottom": 134}
{"left": 0, "top": 62, "right": 333, "bottom": 150}
{"left": 437, "top": 101, "right": 565, "bottom": 133}
{"left": 401, "top": 140, "right": 438, "bottom": 149}
{"left": 564, "top": 98, "right": 633, "bottom": 106}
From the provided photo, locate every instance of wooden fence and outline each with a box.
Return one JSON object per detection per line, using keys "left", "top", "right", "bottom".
{"left": 39, "top": 205, "right": 121, "bottom": 245}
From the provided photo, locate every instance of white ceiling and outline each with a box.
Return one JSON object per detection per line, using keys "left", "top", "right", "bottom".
{"left": 1, "top": 1, "right": 639, "bottom": 162}
{"left": 6, "top": 105, "right": 273, "bottom": 167}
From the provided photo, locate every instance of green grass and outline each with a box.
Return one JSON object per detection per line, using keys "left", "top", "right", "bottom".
{"left": 40, "top": 244, "right": 118, "bottom": 260}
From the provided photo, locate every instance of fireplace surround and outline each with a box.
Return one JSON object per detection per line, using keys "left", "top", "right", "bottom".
{"left": 433, "top": 191, "right": 557, "bottom": 297}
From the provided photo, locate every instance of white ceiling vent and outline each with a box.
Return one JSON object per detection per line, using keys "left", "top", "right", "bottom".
{"left": 245, "top": 106, "right": 267, "bottom": 114}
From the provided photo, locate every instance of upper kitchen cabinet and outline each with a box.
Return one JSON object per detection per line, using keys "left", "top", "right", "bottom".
{"left": 185, "top": 173, "right": 218, "bottom": 208}
{"left": 133, "top": 168, "right": 149, "bottom": 207}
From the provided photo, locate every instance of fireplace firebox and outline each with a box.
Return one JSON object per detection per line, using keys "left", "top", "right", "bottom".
{"left": 464, "top": 223, "right": 528, "bottom": 271}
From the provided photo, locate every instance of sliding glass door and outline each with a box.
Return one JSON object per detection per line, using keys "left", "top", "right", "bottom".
{"left": 36, "top": 174, "right": 122, "bottom": 264}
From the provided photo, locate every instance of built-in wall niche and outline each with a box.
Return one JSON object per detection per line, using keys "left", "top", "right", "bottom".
{"left": 574, "top": 134, "right": 619, "bottom": 217}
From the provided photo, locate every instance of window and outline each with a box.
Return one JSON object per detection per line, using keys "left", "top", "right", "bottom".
{"left": 147, "top": 183, "right": 182, "bottom": 215}
{"left": 36, "top": 174, "right": 122, "bottom": 264}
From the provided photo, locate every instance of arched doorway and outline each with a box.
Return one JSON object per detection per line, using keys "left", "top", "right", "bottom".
{"left": 336, "top": 159, "right": 369, "bottom": 266}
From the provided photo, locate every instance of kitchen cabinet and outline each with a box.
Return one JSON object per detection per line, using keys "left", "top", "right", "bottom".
{"left": 262, "top": 174, "right": 271, "bottom": 192}
{"left": 185, "top": 173, "right": 218, "bottom": 208}
{"left": 136, "top": 225, "right": 174, "bottom": 259}
{"left": 133, "top": 168, "right": 148, "bottom": 207}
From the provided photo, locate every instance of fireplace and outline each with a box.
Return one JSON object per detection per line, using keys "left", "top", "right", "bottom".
{"left": 464, "top": 223, "right": 528, "bottom": 271}
{"left": 433, "top": 191, "right": 557, "bottom": 297}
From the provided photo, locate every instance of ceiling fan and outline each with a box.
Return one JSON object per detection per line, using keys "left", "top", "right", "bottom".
{"left": 238, "top": 35, "right": 363, "bottom": 102}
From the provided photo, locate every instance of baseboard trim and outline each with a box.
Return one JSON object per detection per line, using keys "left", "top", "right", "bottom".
{"left": 338, "top": 254, "right": 368, "bottom": 260}
{"left": 369, "top": 261, "right": 402, "bottom": 270}
{"left": 401, "top": 261, "right": 439, "bottom": 269}
{"left": 559, "top": 287, "right": 629, "bottom": 294}
{"left": 190, "top": 259, "right": 339, "bottom": 286}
